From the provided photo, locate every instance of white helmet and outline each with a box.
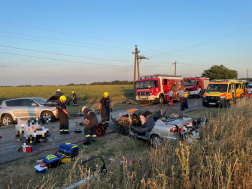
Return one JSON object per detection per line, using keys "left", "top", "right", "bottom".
{"left": 82, "top": 106, "right": 87, "bottom": 113}
{"left": 57, "top": 89, "right": 60, "bottom": 92}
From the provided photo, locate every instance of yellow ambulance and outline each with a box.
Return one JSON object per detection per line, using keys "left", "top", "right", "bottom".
{"left": 202, "top": 79, "right": 239, "bottom": 107}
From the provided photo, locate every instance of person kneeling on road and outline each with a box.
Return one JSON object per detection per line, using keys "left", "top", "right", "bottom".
{"left": 82, "top": 106, "right": 98, "bottom": 146}
{"left": 56, "top": 96, "right": 69, "bottom": 134}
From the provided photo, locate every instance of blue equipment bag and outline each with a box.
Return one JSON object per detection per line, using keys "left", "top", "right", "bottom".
{"left": 42, "top": 153, "right": 63, "bottom": 168}
{"left": 58, "top": 142, "right": 79, "bottom": 158}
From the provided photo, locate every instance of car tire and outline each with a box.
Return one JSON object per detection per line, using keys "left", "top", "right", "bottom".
{"left": 2, "top": 114, "right": 13, "bottom": 126}
{"left": 117, "top": 124, "right": 129, "bottom": 136}
{"left": 41, "top": 111, "right": 54, "bottom": 123}
{"left": 151, "top": 134, "right": 162, "bottom": 149}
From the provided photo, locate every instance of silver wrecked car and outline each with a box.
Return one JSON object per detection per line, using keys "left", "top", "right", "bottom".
{"left": 112, "top": 106, "right": 206, "bottom": 148}
{"left": 0, "top": 92, "right": 63, "bottom": 126}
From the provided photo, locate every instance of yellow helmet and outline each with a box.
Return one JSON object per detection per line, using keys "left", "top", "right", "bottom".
{"left": 72, "top": 91, "right": 74, "bottom": 93}
{"left": 60, "top": 96, "right": 66, "bottom": 102}
{"left": 104, "top": 92, "right": 109, "bottom": 97}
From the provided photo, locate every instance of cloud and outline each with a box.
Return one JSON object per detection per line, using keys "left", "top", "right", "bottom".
{"left": 0, "top": 65, "right": 8, "bottom": 68}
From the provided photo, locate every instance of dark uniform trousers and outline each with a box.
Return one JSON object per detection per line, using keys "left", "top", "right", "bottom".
{"left": 73, "top": 98, "right": 78, "bottom": 106}
{"left": 59, "top": 115, "right": 69, "bottom": 133}
{"left": 184, "top": 97, "right": 188, "bottom": 108}
{"left": 180, "top": 97, "right": 185, "bottom": 110}
{"left": 84, "top": 119, "right": 98, "bottom": 142}
{"left": 101, "top": 107, "right": 110, "bottom": 126}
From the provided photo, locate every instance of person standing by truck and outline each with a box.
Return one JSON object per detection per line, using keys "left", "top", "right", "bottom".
{"left": 72, "top": 91, "right": 78, "bottom": 106}
{"left": 82, "top": 106, "right": 98, "bottom": 146}
{"left": 56, "top": 96, "right": 69, "bottom": 134}
{"left": 168, "top": 90, "right": 173, "bottom": 106}
{"left": 179, "top": 88, "right": 185, "bottom": 111}
{"left": 98, "top": 92, "right": 111, "bottom": 127}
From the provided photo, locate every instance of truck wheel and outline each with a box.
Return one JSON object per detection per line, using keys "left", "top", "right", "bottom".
{"left": 156, "top": 95, "right": 164, "bottom": 104}
{"left": 141, "top": 100, "right": 148, "bottom": 104}
{"left": 2, "top": 114, "right": 13, "bottom": 126}
{"left": 198, "top": 91, "right": 202, "bottom": 98}
{"left": 151, "top": 135, "right": 162, "bottom": 149}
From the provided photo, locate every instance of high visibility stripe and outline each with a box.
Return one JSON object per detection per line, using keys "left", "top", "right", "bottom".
{"left": 105, "top": 121, "right": 109, "bottom": 123}
{"left": 92, "top": 135, "right": 97, "bottom": 137}
{"left": 86, "top": 135, "right": 90, "bottom": 137}
{"left": 60, "top": 130, "right": 64, "bottom": 131}
{"left": 102, "top": 122, "right": 105, "bottom": 124}
{"left": 64, "top": 130, "right": 68, "bottom": 131}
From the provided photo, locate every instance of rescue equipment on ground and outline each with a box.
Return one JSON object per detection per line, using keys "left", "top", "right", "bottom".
{"left": 20, "top": 143, "right": 32, "bottom": 152}
{"left": 95, "top": 123, "right": 107, "bottom": 137}
{"left": 57, "top": 142, "right": 79, "bottom": 158}
{"left": 42, "top": 153, "right": 63, "bottom": 168}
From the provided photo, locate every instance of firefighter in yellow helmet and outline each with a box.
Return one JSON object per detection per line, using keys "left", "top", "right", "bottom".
{"left": 71, "top": 91, "right": 78, "bottom": 106}
{"left": 98, "top": 92, "right": 111, "bottom": 127}
{"left": 56, "top": 96, "right": 69, "bottom": 134}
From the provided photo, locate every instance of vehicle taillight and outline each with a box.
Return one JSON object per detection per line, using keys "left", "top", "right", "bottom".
{"left": 170, "top": 126, "right": 182, "bottom": 133}
{"left": 0, "top": 107, "right": 2, "bottom": 109}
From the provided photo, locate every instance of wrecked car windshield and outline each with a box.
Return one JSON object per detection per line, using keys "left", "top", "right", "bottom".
{"left": 206, "top": 84, "right": 228, "bottom": 92}
{"left": 136, "top": 80, "right": 153, "bottom": 89}
{"left": 184, "top": 80, "right": 196, "bottom": 86}
{"left": 31, "top": 98, "right": 47, "bottom": 105}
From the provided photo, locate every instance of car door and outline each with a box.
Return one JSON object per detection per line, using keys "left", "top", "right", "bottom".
{"left": 5, "top": 99, "right": 23, "bottom": 118}
{"left": 22, "top": 99, "right": 39, "bottom": 118}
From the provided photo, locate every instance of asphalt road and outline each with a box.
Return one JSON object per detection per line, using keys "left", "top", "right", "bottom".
{"left": 0, "top": 97, "right": 204, "bottom": 166}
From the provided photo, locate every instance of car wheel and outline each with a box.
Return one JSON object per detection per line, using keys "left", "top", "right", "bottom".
{"left": 117, "top": 125, "right": 129, "bottom": 136}
{"left": 41, "top": 111, "right": 54, "bottom": 123}
{"left": 2, "top": 114, "right": 13, "bottom": 126}
{"left": 151, "top": 135, "right": 162, "bottom": 149}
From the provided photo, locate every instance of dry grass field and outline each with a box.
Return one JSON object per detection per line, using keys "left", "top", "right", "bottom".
{"left": 1, "top": 98, "right": 252, "bottom": 188}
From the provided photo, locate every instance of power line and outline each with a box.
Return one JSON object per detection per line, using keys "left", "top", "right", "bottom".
{"left": 0, "top": 35, "right": 131, "bottom": 53}
{"left": 0, "top": 51, "right": 132, "bottom": 67}
{"left": 0, "top": 20, "right": 135, "bottom": 45}
{"left": 0, "top": 30, "right": 133, "bottom": 51}
{"left": 0, "top": 51, "right": 174, "bottom": 68}
{"left": 142, "top": 26, "right": 252, "bottom": 59}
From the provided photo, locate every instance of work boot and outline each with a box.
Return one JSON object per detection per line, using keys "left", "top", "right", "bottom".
{"left": 91, "top": 135, "right": 97, "bottom": 142}
{"left": 64, "top": 130, "right": 69, "bottom": 134}
{"left": 83, "top": 141, "right": 91, "bottom": 146}
{"left": 60, "top": 130, "right": 64, "bottom": 135}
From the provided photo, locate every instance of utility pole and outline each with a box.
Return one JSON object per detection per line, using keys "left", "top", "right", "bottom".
{"left": 247, "top": 68, "right": 249, "bottom": 79}
{"left": 172, "top": 61, "right": 176, "bottom": 75}
{"left": 132, "top": 45, "right": 139, "bottom": 89}
{"left": 132, "top": 45, "right": 149, "bottom": 88}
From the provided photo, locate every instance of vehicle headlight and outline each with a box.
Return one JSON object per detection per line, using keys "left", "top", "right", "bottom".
{"left": 220, "top": 96, "right": 226, "bottom": 99}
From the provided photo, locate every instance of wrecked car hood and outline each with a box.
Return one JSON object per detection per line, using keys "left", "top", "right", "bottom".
{"left": 44, "top": 92, "right": 63, "bottom": 104}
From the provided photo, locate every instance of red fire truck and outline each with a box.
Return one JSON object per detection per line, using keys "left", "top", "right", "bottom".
{"left": 135, "top": 74, "right": 183, "bottom": 104}
{"left": 183, "top": 77, "right": 209, "bottom": 97}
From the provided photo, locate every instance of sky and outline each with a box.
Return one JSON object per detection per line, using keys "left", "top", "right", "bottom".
{"left": 0, "top": 0, "right": 251, "bottom": 86}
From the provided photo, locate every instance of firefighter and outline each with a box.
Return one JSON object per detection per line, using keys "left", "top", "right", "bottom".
{"left": 168, "top": 90, "right": 173, "bottom": 106}
{"left": 98, "top": 92, "right": 112, "bottom": 127}
{"left": 179, "top": 88, "right": 185, "bottom": 111}
{"left": 82, "top": 106, "right": 98, "bottom": 146}
{"left": 56, "top": 96, "right": 69, "bottom": 134}
{"left": 247, "top": 88, "right": 251, "bottom": 98}
{"left": 72, "top": 91, "right": 78, "bottom": 106}
{"left": 184, "top": 87, "right": 189, "bottom": 108}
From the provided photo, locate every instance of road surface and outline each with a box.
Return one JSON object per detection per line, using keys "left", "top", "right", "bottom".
{"left": 0, "top": 97, "right": 204, "bottom": 167}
